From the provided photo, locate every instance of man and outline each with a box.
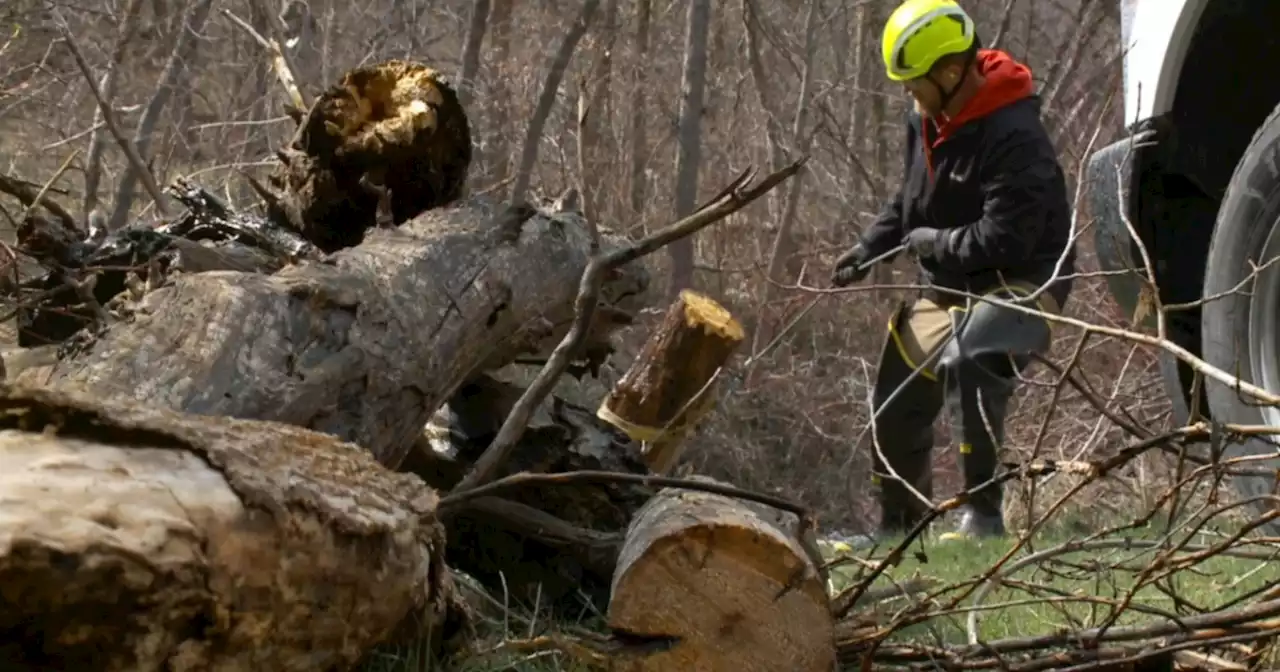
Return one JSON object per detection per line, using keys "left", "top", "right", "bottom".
{"left": 831, "top": 0, "right": 1075, "bottom": 541}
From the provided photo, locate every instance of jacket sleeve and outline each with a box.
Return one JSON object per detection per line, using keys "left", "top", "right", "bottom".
{"left": 857, "top": 116, "right": 916, "bottom": 259}
{"left": 936, "top": 130, "right": 1061, "bottom": 273}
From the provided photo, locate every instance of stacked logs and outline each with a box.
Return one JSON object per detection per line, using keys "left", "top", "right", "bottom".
{"left": 0, "top": 59, "right": 832, "bottom": 671}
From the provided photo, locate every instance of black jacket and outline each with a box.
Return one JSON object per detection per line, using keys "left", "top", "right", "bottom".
{"left": 861, "top": 50, "right": 1075, "bottom": 308}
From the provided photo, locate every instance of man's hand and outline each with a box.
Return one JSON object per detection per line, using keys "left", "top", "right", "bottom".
{"left": 831, "top": 244, "right": 873, "bottom": 287}
{"left": 903, "top": 227, "right": 948, "bottom": 260}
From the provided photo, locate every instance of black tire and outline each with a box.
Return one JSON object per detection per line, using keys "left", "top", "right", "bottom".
{"left": 1202, "top": 102, "right": 1280, "bottom": 532}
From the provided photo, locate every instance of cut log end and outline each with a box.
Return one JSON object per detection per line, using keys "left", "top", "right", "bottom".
{"left": 680, "top": 289, "right": 744, "bottom": 342}
{"left": 326, "top": 61, "right": 450, "bottom": 158}
{"left": 598, "top": 290, "right": 745, "bottom": 473}
{"left": 607, "top": 484, "right": 835, "bottom": 672}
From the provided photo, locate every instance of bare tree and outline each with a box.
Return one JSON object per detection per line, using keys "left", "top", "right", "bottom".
{"left": 668, "top": 0, "right": 711, "bottom": 297}
{"left": 509, "top": 0, "right": 602, "bottom": 205}
{"left": 456, "top": 0, "right": 490, "bottom": 108}
{"left": 106, "top": 0, "right": 216, "bottom": 231}
{"left": 626, "top": 0, "right": 652, "bottom": 221}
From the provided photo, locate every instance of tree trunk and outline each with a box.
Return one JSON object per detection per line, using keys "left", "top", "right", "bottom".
{"left": 668, "top": 0, "right": 711, "bottom": 297}
{"left": 456, "top": 0, "right": 491, "bottom": 108}
{"left": 596, "top": 289, "right": 744, "bottom": 474}
{"left": 0, "top": 383, "right": 466, "bottom": 671}
{"left": 626, "top": 0, "right": 652, "bottom": 221}
{"left": 607, "top": 479, "right": 836, "bottom": 672}
{"left": 41, "top": 193, "right": 651, "bottom": 470}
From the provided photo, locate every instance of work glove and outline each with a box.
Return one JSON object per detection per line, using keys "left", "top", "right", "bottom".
{"left": 903, "top": 227, "right": 948, "bottom": 261}
{"left": 830, "top": 244, "right": 873, "bottom": 287}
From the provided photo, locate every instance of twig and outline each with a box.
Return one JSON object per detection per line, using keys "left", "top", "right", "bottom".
{"left": 0, "top": 173, "right": 78, "bottom": 232}
{"left": 450, "top": 159, "right": 806, "bottom": 495}
{"left": 221, "top": 8, "right": 309, "bottom": 114}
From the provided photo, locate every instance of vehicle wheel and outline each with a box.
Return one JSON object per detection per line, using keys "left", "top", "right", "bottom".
{"left": 1202, "top": 103, "right": 1280, "bottom": 533}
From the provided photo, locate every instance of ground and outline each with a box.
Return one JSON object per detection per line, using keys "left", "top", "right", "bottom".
{"left": 365, "top": 521, "right": 1280, "bottom": 671}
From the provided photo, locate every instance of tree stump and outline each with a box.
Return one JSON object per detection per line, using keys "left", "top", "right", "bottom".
{"left": 0, "top": 383, "right": 464, "bottom": 671}
{"left": 607, "top": 480, "right": 836, "bottom": 672}
{"left": 596, "top": 290, "right": 744, "bottom": 474}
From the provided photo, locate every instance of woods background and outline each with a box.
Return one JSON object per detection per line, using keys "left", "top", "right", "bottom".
{"left": 0, "top": 0, "right": 1146, "bottom": 533}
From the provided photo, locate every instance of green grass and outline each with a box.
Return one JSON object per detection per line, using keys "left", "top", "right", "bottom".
{"left": 824, "top": 526, "right": 1280, "bottom": 647}
{"left": 368, "top": 523, "right": 1280, "bottom": 670}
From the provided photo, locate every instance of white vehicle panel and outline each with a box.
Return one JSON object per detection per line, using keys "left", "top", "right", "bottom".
{"left": 1123, "top": 0, "right": 1210, "bottom": 122}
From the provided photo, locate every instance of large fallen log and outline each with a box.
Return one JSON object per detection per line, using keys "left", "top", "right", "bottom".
{"left": 0, "top": 382, "right": 465, "bottom": 671}
{"left": 607, "top": 480, "right": 836, "bottom": 672}
{"left": 40, "top": 195, "right": 650, "bottom": 468}
{"left": 597, "top": 289, "right": 744, "bottom": 474}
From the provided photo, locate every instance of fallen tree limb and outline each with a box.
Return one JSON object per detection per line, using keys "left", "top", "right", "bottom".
{"left": 41, "top": 195, "right": 650, "bottom": 468}
{"left": 15, "top": 180, "right": 315, "bottom": 346}
{"left": 0, "top": 382, "right": 466, "bottom": 671}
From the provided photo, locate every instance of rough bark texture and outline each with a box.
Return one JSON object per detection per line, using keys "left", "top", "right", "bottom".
{"left": 42, "top": 196, "right": 650, "bottom": 469}
{"left": 0, "top": 382, "right": 464, "bottom": 671}
{"left": 262, "top": 60, "right": 472, "bottom": 252}
{"left": 608, "top": 479, "right": 836, "bottom": 672}
{"left": 402, "top": 373, "right": 649, "bottom": 611}
{"left": 597, "top": 289, "right": 744, "bottom": 473}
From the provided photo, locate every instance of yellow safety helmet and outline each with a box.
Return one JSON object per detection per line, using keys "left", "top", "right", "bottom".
{"left": 882, "top": 0, "right": 977, "bottom": 82}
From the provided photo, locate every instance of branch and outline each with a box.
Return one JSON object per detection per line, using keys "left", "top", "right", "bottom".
{"left": 439, "top": 469, "right": 808, "bottom": 523}
{"left": 54, "top": 16, "right": 170, "bottom": 220}
{"left": 221, "top": 7, "right": 309, "bottom": 116}
{"left": 450, "top": 158, "right": 806, "bottom": 494}
{"left": 509, "top": 0, "right": 602, "bottom": 205}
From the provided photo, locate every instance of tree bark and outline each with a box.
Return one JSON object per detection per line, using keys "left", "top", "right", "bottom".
{"left": 0, "top": 383, "right": 466, "bottom": 671}
{"left": 607, "top": 479, "right": 836, "bottom": 672}
{"left": 41, "top": 194, "right": 651, "bottom": 469}
{"left": 596, "top": 289, "right": 744, "bottom": 474}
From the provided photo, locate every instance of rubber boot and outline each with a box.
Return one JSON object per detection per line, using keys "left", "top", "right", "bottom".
{"left": 874, "top": 431, "right": 934, "bottom": 539}
{"left": 866, "top": 304, "right": 946, "bottom": 540}
{"left": 939, "top": 357, "right": 1017, "bottom": 542}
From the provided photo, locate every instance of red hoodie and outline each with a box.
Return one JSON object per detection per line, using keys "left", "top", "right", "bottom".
{"left": 922, "top": 49, "right": 1035, "bottom": 176}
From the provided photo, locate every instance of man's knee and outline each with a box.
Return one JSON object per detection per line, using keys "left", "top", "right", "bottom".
{"left": 936, "top": 300, "right": 1049, "bottom": 375}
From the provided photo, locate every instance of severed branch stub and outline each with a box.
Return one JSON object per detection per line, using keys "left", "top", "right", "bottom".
{"left": 597, "top": 289, "right": 744, "bottom": 474}
{"left": 449, "top": 157, "right": 807, "bottom": 496}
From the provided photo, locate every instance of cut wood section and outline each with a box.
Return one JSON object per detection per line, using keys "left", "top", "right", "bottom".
{"left": 263, "top": 60, "right": 473, "bottom": 252}
{"left": 607, "top": 480, "right": 836, "bottom": 672}
{"left": 42, "top": 196, "right": 651, "bottom": 468}
{"left": 597, "top": 290, "right": 744, "bottom": 474}
{"left": 0, "top": 383, "right": 464, "bottom": 671}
